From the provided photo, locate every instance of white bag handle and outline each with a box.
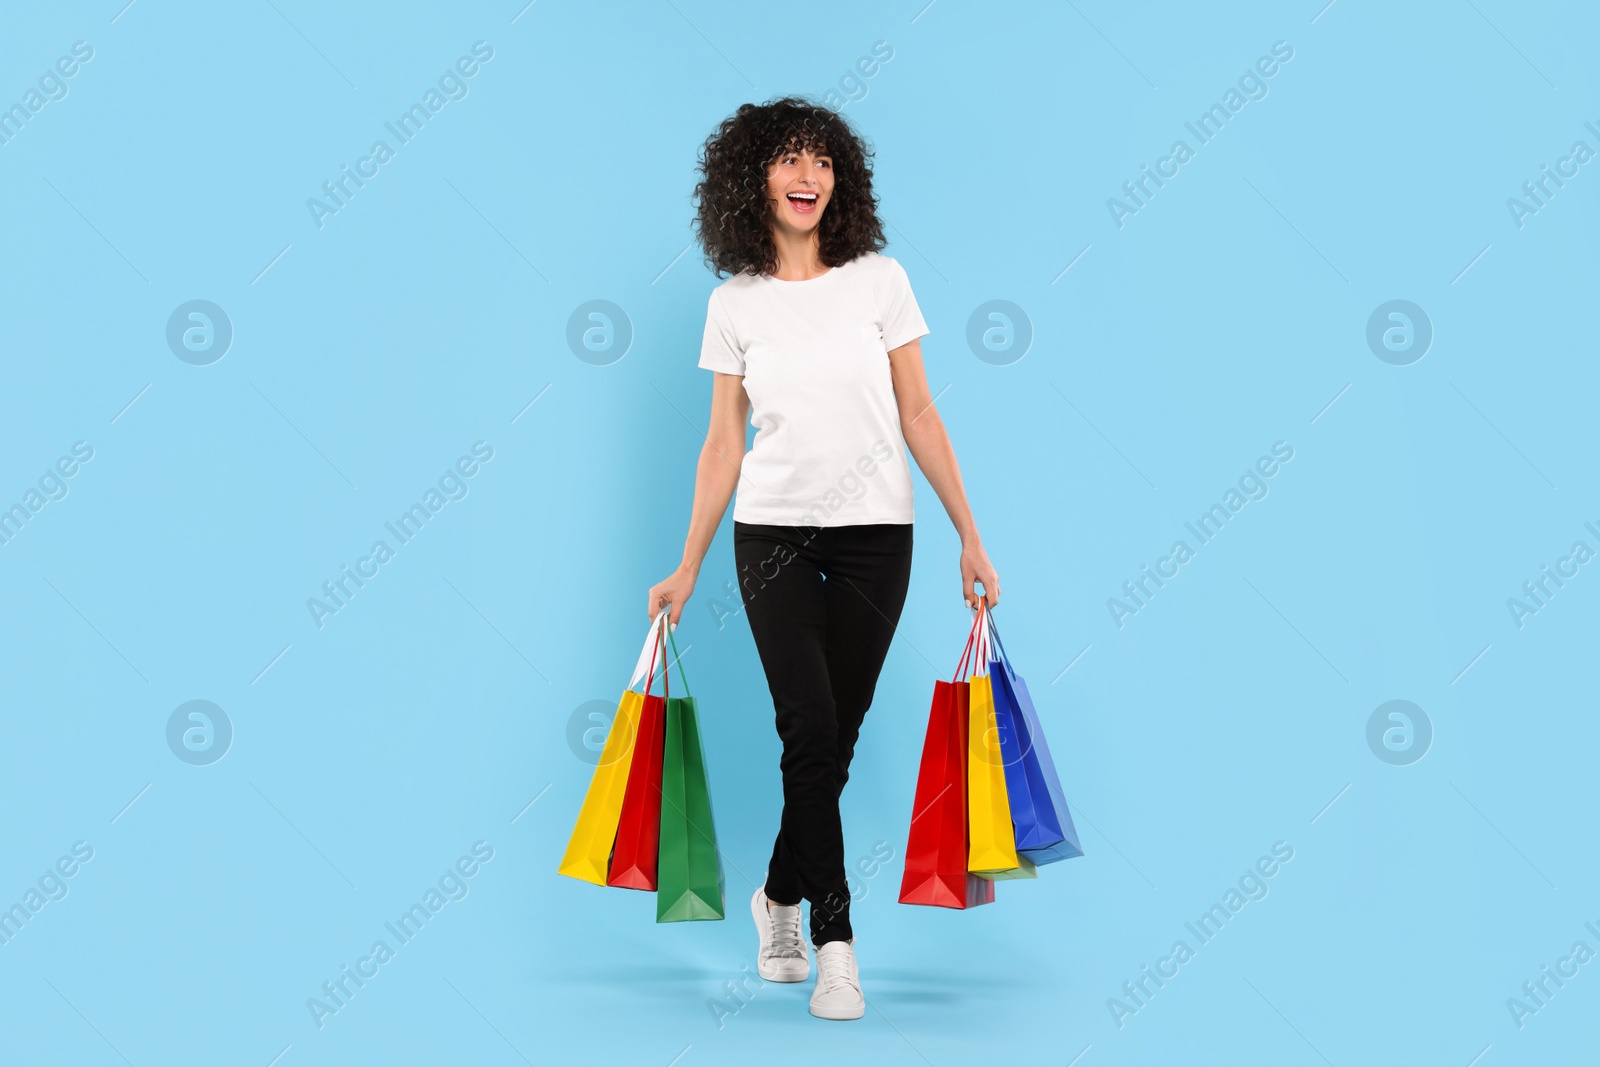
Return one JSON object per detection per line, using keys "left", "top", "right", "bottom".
{"left": 628, "top": 609, "right": 670, "bottom": 691}
{"left": 972, "top": 602, "right": 992, "bottom": 677}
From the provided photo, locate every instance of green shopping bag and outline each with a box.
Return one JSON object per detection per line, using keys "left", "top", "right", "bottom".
{"left": 655, "top": 622, "right": 725, "bottom": 922}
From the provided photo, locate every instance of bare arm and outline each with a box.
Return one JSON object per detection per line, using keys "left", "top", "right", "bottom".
{"left": 647, "top": 371, "right": 749, "bottom": 626}
{"left": 888, "top": 337, "right": 1001, "bottom": 609}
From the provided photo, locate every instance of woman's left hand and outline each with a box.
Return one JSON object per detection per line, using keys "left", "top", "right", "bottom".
{"left": 960, "top": 539, "right": 999, "bottom": 610}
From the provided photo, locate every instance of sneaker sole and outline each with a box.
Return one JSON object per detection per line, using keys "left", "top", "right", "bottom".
{"left": 760, "top": 960, "right": 811, "bottom": 982}
{"left": 751, "top": 887, "right": 809, "bottom": 982}
{"left": 808, "top": 1000, "right": 866, "bottom": 1020}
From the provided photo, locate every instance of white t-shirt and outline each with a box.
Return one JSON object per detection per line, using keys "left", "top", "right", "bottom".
{"left": 698, "top": 251, "right": 930, "bottom": 527}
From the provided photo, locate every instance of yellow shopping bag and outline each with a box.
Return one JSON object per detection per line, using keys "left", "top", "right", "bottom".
{"left": 967, "top": 604, "right": 1023, "bottom": 877}
{"left": 557, "top": 613, "right": 663, "bottom": 885}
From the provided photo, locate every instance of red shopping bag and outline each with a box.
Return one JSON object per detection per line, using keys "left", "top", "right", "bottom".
{"left": 899, "top": 611, "right": 996, "bottom": 909}
{"left": 607, "top": 615, "right": 671, "bottom": 890}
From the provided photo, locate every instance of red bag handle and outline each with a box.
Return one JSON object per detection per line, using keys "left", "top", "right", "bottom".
{"left": 953, "top": 600, "right": 989, "bottom": 680}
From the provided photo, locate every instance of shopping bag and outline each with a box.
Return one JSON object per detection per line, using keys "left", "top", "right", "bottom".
{"left": 900, "top": 609, "right": 996, "bottom": 908}
{"left": 967, "top": 653, "right": 1023, "bottom": 876}
{"left": 607, "top": 618, "right": 672, "bottom": 890}
{"left": 899, "top": 679, "right": 1001, "bottom": 906}
{"left": 987, "top": 610, "right": 1084, "bottom": 866}
{"left": 655, "top": 619, "right": 725, "bottom": 922}
{"left": 968, "top": 605, "right": 1035, "bottom": 881}
{"left": 557, "top": 614, "right": 663, "bottom": 886}
{"left": 978, "top": 605, "right": 1053, "bottom": 871}
{"left": 898, "top": 677, "right": 966, "bottom": 905}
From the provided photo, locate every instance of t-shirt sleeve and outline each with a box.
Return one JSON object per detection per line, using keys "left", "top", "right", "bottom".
{"left": 697, "top": 287, "right": 745, "bottom": 374}
{"left": 880, "top": 256, "right": 930, "bottom": 352}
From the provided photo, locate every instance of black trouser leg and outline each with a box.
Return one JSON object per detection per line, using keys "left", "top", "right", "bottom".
{"left": 734, "top": 520, "right": 913, "bottom": 947}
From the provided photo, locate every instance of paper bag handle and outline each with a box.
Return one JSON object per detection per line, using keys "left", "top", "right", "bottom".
{"left": 629, "top": 609, "right": 692, "bottom": 697}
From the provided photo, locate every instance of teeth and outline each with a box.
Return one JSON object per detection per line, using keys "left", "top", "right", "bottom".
{"left": 788, "top": 193, "right": 816, "bottom": 200}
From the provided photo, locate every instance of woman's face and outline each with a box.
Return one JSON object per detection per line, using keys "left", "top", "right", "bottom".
{"left": 765, "top": 145, "right": 834, "bottom": 236}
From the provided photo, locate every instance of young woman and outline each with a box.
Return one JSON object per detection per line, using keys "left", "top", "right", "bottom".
{"left": 647, "top": 97, "right": 1000, "bottom": 1021}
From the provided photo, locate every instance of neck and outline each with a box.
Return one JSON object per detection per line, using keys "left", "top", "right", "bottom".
{"left": 769, "top": 228, "right": 826, "bottom": 281}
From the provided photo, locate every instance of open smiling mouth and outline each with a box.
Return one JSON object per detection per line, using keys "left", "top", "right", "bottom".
{"left": 786, "top": 192, "right": 819, "bottom": 215}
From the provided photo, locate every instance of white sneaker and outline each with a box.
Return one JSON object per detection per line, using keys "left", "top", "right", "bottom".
{"left": 809, "top": 939, "right": 864, "bottom": 1020}
{"left": 752, "top": 884, "right": 809, "bottom": 982}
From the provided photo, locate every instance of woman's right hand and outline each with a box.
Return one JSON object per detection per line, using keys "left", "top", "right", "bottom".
{"left": 646, "top": 566, "right": 696, "bottom": 629}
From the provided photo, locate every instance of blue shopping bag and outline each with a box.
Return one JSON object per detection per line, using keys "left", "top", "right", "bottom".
{"left": 983, "top": 610, "right": 1083, "bottom": 866}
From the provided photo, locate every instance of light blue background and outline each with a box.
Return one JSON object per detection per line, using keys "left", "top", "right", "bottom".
{"left": 2, "top": 1, "right": 1596, "bottom": 1064}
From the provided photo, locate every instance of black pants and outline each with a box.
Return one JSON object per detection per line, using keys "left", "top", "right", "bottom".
{"left": 733, "top": 520, "right": 914, "bottom": 947}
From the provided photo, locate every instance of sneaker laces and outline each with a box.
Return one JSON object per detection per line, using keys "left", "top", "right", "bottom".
{"left": 765, "top": 904, "right": 805, "bottom": 961}
{"left": 814, "top": 943, "right": 858, "bottom": 995}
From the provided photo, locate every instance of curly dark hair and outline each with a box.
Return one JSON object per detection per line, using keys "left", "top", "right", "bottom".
{"left": 691, "top": 95, "right": 887, "bottom": 279}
